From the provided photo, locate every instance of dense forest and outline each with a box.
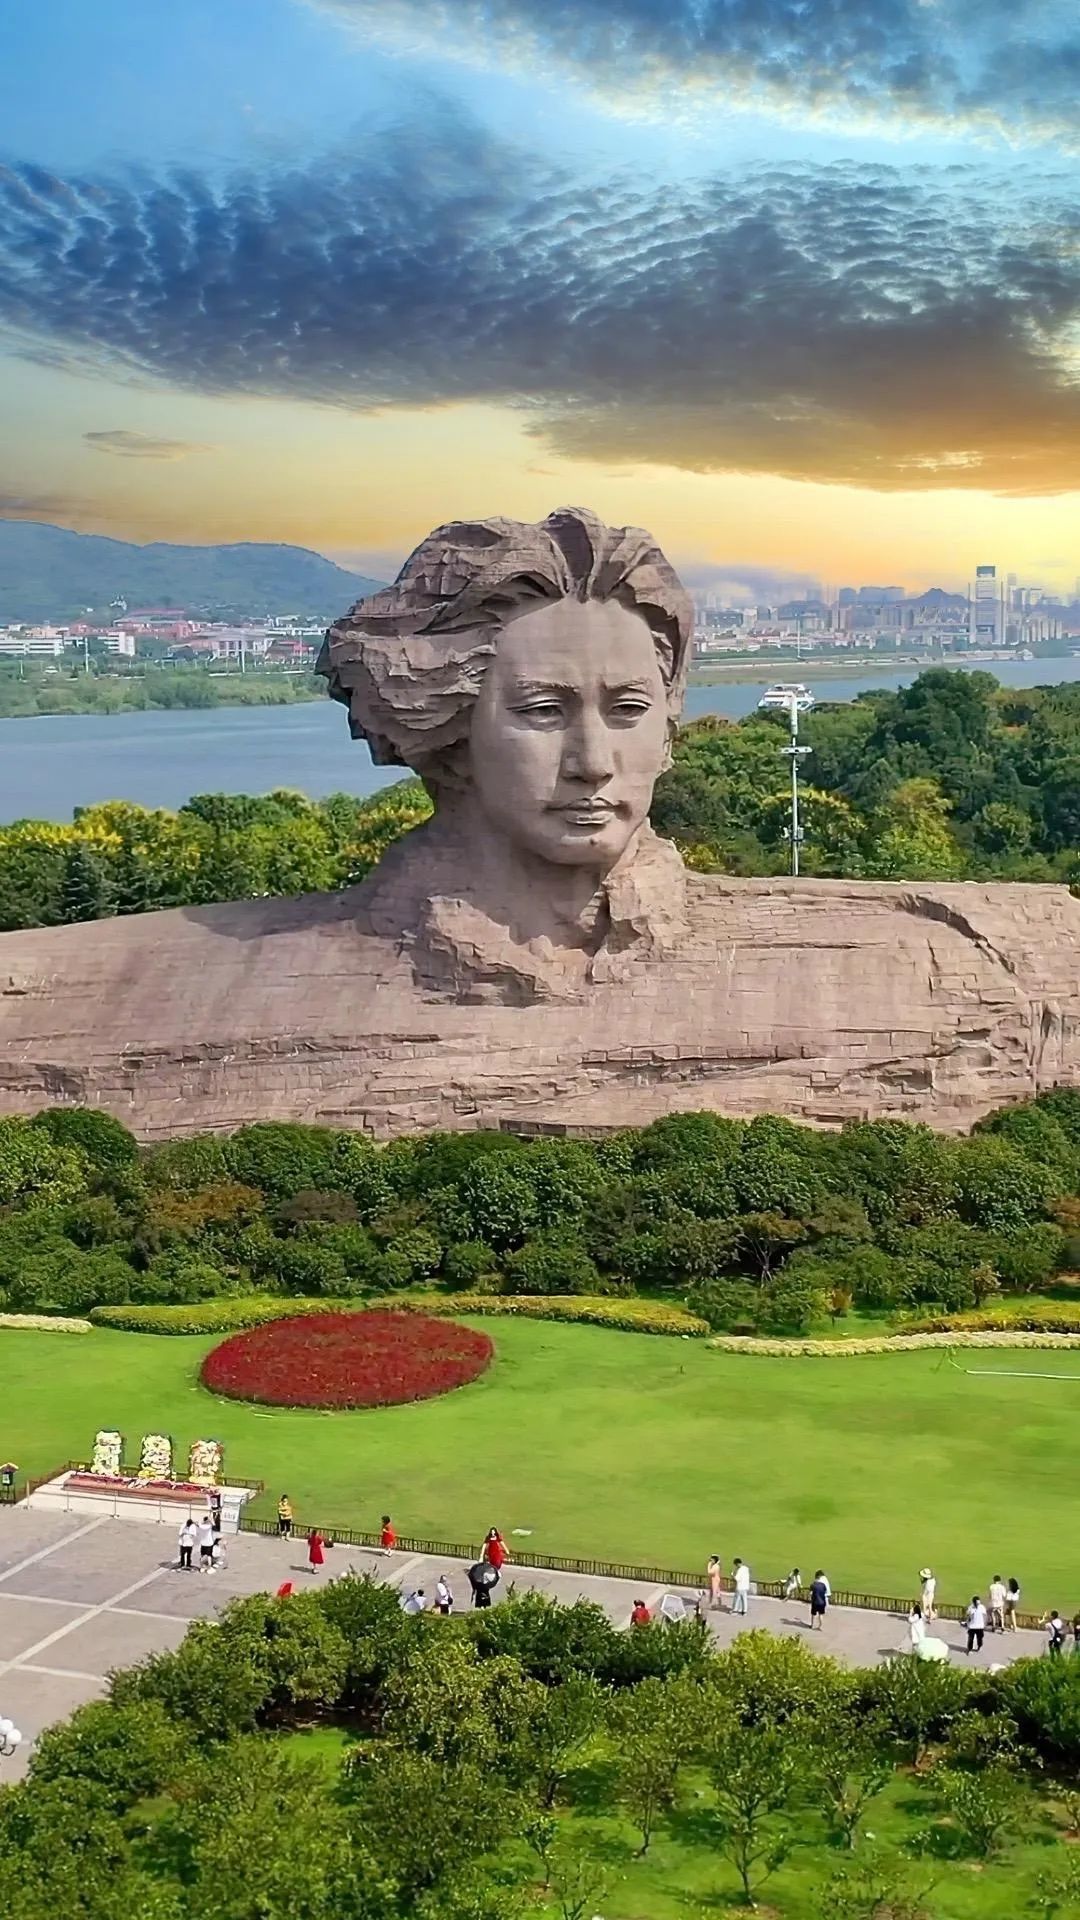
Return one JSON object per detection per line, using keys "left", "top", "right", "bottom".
{"left": 653, "top": 670, "right": 1080, "bottom": 882}
{"left": 0, "top": 670, "right": 1076, "bottom": 933}
{"left": 3, "top": 1092, "right": 1079, "bottom": 1333}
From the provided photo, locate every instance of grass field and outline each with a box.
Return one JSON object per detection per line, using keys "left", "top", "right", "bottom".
{"left": 6, "top": 1318, "right": 1080, "bottom": 1606}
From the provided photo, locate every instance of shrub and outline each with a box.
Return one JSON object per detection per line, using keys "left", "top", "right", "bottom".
{"left": 442, "top": 1241, "right": 501, "bottom": 1289}
{"left": 994, "top": 1656, "right": 1080, "bottom": 1765}
{"left": 201, "top": 1308, "right": 494, "bottom": 1408}
{"left": 274, "top": 1240, "right": 350, "bottom": 1296}
{"left": 0, "top": 1117, "right": 89, "bottom": 1211}
{"left": 29, "top": 1107, "right": 138, "bottom": 1171}
{"left": 504, "top": 1231, "right": 601, "bottom": 1296}
{"left": 28, "top": 1699, "right": 186, "bottom": 1810}
{"left": 0, "top": 1311, "right": 90, "bottom": 1332}
{"left": 384, "top": 1293, "right": 709, "bottom": 1336}
{"left": 274, "top": 1188, "right": 359, "bottom": 1230}
{"left": 902, "top": 1302, "right": 1080, "bottom": 1335}
{"left": 756, "top": 1268, "right": 829, "bottom": 1336}
{"left": 685, "top": 1277, "right": 759, "bottom": 1333}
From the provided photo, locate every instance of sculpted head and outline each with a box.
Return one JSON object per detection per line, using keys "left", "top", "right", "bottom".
{"left": 318, "top": 507, "right": 692, "bottom": 877}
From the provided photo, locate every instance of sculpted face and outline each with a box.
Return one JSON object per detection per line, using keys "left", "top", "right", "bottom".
{"left": 466, "top": 597, "right": 669, "bottom": 870}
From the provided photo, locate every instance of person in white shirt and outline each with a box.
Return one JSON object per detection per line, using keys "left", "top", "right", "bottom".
{"left": 434, "top": 1576, "right": 454, "bottom": 1616}
{"left": 919, "top": 1568, "right": 936, "bottom": 1621}
{"left": 1046, "top": 1610, "right": 1066, "bottom": 1655}
{"left": 988, "top": 1575, "right": 1007, "bottom": 1633}
{"left": 401, "top": 1588, "right": 426, "bottom": 1615}
{"left": 196, "top": 1519, "right": 215, "bottom": 1571}
{"left": 907, "top": 1603, "right": 926, "bottom": 1651}
{"left": 178, "top": 1518, "right": 198, "bottom": 1571}
{"left": 732, "top": 1559, "right": 751, "bottom": 1616}
{"left": 965, "top": 1595, "right": 987, "bottom": 1654}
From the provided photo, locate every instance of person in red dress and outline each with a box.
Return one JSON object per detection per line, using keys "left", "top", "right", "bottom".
{"left": 482, "top": 1527, "right": 508, "bottom": 1572}
{"left": 307, "top": 1529, "right": 325, "bottom": 1573}
{"left": 380, "top": 1515, "right": 396, "bottom": 1553}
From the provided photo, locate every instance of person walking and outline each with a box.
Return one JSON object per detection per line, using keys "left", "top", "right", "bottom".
{"left": 809, "top": 1570, "right": 830, "bottom": 1630}
{"left": 732, "top": 1558, "right": 751, "bottom": 1617}
{"left": 178, "top": 1517, "right": 198, "bottom": 1571}
{"left": 630, "top": 1598, "right": 652, "bottom": 1627}
{"left": 783, "top": 1567, "right": 801, "bottom": 1600}
{"left": 907, "top": 1602, "right": 926, "bottom": 1652}
{"left": 483, "top": 1527, "right": 508, "bottom": 1572}
{"left": 434, "top": 1575, "right": 454, "bottom": 1616}
{"left": 380, "top": 1515, "right": 396, "bottom": 1553}
{"left": 919, "top": 1568, "right": 937, "bottom": 1622}
{"left": 988, "top": 1575, "right": 1007, "bottom": 1633}
{"left": 196, "top": 1517, "right": 215, "bottom": 1572}
{"left": 1045, "top": 1610, "right": 1065, "bottom": 1655}
{"left": 467, "top": 1561, "right": 498, "bottom": 1609}
{"left": 277, "top": 1495, "right": 293, "bottom": 1539}
{"left": 707, "top": 1555, "right": 723, "bottom": 1610}
{"left": 1004, "top": 1578, "right": 1021, "bottom": 1630}
{"left": 965, "top": 1595, "right": 987, "bottom": 1654}
{"left": 307, "top": 1528, "right": 325, "bottom": 1575}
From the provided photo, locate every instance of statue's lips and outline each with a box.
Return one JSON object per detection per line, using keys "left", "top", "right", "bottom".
{"left": 550, "top": 802, "right": 620, "bottom": 828}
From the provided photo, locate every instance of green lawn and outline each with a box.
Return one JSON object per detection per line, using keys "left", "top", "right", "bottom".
{"left": 6, "top": 1318, "right": 1080, "bottom": 1606}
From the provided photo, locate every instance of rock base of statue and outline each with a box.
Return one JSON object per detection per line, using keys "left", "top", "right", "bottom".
{"left": 0, "top": 872, "right": 1078, "bottom": 1137}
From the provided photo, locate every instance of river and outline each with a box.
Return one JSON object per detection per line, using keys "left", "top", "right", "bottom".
{"left": 2, "top": 654, "right": 1079, "bottom": 822}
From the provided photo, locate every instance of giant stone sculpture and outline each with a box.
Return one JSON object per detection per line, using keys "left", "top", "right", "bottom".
{"left": 0, "top": 506, "right": 1078, "bottom": 1137}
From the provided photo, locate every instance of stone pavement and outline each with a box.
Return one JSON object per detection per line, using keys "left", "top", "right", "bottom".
{"left": 0, "top": 1508, "right": 1047, "bottom": 1781}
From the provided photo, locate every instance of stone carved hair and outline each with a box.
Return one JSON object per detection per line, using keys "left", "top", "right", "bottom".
{"left": 317, "top": 506, "right": 693, "bottom": 778}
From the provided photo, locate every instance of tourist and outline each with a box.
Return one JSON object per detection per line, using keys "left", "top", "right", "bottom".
{"left": 988, "top": 1574, "right": 1007, "bottom": 1633}
{"left": 1005, "top": 1578, "right": 1021, "bottom": 1630}
{"left": 196, "top": 1517, "right": 215, "bottom": 1572}
{"left": 210, "top": 1532, "right": 226, "bottom": 1572}
{"left": 276, "top": 1581, "right": 294, "bottom": 1599}
{"left": 1046, "top": 1609, "right": 1066, "bottom": 1656}
{"left": 659, "top": 1592, "right": 687, "bottom": 1625}
{"left": 1072, "top": 1612, "right": 1080, "bottom": 1655}
{"left": 178, "top": 1516, "right": 198, "bottom": 1571}
{"left": 907, "top": 1602, "right": 926, "bottom": 1651}
{"left": 467, "top": 1561, "right": 497, "bottom": 1609}
{"left": 307, "top": 1528, "right": 326, "bottom": 1574}
{"left": 630, "top": 1598, "right": 652, "bottom": 1627}
{"left": 707, "top": 1555, "right": 723, "bottom": 1610}
{"left": 965, "top": 1595, "right": 987, "bottom": 1654}
{"left": 277, "top": 1494, "right": 293, "bottom": 1539}
{"left": 380, "top": 1515, "right": 396, "bottom": 1553}
{"left": 401, "top": 1588, "right": 426, "bottom": 1615}
{"left": 783, "top": 1567, "right": 801, "bottom": 1600}
{"left": 434, "top": 1575, "right": 454, "bottom": 1616}
{"left": 483, "top": 1527, "right": 508, "bottom": 1572}
{"left": 732, "top": 1558, "right": 751, "bottom": 1617}
{"left": 919, "top": 1568, "right": 936, "bottom": 1621}
{"left": 208, "top": 1490, "right": 222, "bottom": 1534}
{"left": 809, "top": 1570, "right": 830, "bottom": 1630}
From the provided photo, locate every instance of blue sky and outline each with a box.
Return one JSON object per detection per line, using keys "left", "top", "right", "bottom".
{"left": 3, "top": 0, "right": 1080, "bottom": 596}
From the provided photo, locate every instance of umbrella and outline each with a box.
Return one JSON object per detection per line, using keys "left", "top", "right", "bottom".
{"left": 468, "top": 1561, "right": 500, "bottom": 1590}
{"left": 915, "top": 1637, "right": 951, "bottom": 1664}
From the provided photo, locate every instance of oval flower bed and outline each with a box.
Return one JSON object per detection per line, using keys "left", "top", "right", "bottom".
{"left": 200, "top": 1309, "right": 493, "bottom": 1409}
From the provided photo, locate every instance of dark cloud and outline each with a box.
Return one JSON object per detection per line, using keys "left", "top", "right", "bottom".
{"left": 84, "top": 429, "right": 212, "bottom": 459}
{"left": 314, "top": 0, "right": 1080, "bottom": 150}
{"left": 2, "top": 126, "right": 1080, "bottom": 492}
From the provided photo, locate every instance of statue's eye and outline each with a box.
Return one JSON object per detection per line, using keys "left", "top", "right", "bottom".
{"left": 516, "top": 700, "right": 563, "bottom": 721}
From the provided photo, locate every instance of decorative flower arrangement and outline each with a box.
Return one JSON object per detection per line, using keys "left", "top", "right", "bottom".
{"left": 201, "top": 1309, "right": 493, "bottom": 1410}
{"left": 138, "top": 1432, "right": 173, "bottom": 1479}
{"left": 90, "top": 1429, "right": 123, "bottom": 1476}
{"left": 188, "top": 1439, "right": 223, "bottom": 1485}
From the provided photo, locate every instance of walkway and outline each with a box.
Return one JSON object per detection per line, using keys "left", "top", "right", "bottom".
{"left": 0, "top": 1509, "right": 1045, "bottom": 1779}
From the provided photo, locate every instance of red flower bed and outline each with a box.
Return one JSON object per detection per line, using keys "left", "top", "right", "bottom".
{"left": 200, "top": 1309, "right": 493, "bottom": 1410}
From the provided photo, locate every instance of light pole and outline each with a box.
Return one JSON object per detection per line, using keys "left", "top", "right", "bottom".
{"left": 781, "top": 693, "right": 811, "bottom": 877}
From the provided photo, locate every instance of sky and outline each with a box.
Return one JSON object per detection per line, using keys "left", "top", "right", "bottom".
{"left": 2, "top": 0, "right": 1080, "bottom": 599}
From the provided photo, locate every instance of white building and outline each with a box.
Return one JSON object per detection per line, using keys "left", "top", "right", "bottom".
{"left": 969, "top": 565, "right": 1004, "bottom": 646}
{"left": 0, "top": 628, "right": 67, "bottom": 657}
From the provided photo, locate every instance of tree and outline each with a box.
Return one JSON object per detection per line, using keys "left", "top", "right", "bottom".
{"left": 708, "top": 1714, "right": 810, "bottom": 1905}
{"left": 28, "top": 1698, "right": 185, "bottom": 1812}
{"left": 932, "top": 1759, "right": 1030, "bottom": 1857}
{"left": 866, "top": 778, "right": 963, "bottom": 880}
{"left": 814, "top": 1714, "right": 891, "bottom": 1849}
{"left": 859, "top": 1658, "right": 971, "bottom": 1768}
{"left": 817, "top": 1852, "right": 936, "bottom": 1920}
{"left": 610, "top": 1673, "right": 707, "bottom": 1855}
{"left": 59, "top": 841, "right": 114, "bottom": 923}
{"left": 518, "top": 1673, "right": 606, "bottom": 1807}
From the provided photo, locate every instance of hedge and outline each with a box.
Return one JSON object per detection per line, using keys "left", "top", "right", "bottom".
{"left": 708, "top": 1329, "right": 1080, "bottom": 1356}
{"left": 376, "top": 1293, "right": 709, "bottom": 1336}
{"left": 90, "top": 1293, "right": 708, "bottom": 1338}
{"left": 88, "top": 1296, "right": 357, "bottom": 1335}
{"left": 901, "top": 1302, "right": 1080, "bottom": 1335}
{"left": 0, "top": 1311, "right": 91, "bottom": 1333}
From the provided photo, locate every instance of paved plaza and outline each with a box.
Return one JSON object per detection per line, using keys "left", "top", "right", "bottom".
{"left": 0, "top": 1507, "right": 1047, "bottom": 1780}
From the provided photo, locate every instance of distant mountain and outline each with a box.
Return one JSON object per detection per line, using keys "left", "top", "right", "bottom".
{"left": 0, "top": 521, "right": 384, "bottom": 623}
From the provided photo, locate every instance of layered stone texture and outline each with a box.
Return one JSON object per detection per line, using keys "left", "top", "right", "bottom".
{"left": 1, "top": 874, "right": 1077, "bottom": 1138}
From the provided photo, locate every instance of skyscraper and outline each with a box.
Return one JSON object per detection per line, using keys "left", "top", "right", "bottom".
{"left": 970, "top": 565, "right": 1003, "bottom": 646}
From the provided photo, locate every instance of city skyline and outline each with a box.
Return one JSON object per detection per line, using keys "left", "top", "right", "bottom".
{"left": 2, "top": 1, "right": 1080, "bottom": 594}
